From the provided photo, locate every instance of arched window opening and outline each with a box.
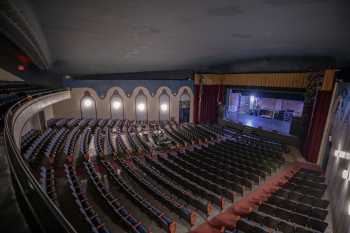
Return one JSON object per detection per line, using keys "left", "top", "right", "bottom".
{"left": 81, "top": 92, "right": 97, "bottom": 119}
{"left": 179, "top": 89, "right": 190, "bottom": 123}
{"left": 110, "top": 90, "right": 124, "bottom": 119}
{"left": 135, "top": 90, "right": 147, "bottom": 121}
{"left": 159, "top": 90, "right": 170, "bottom": 121}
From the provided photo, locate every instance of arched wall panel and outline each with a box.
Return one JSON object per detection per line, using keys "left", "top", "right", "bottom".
{"left": 52, "top": 86, "right": 194, "bottom": 122}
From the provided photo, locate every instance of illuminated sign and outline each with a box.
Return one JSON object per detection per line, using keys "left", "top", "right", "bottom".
{"left": 343, "top": 169, "right": 350, "bottom": 181}
{"left": 335, "top": 149, "right": 350, "bottom": 160}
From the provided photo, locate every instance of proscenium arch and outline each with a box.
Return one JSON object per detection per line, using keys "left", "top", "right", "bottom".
{"left": 159, "top": 89, "right": 170, "bottom": 121}
{"left": 110, "top": 90, "right": 124, "bottom": 119}
{"left": 80, "top": 91, "right": 97, "bottom": 119}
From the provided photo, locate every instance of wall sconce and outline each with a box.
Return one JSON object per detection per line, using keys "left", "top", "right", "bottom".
{"left": 83, "top": 98, "right": 93, "bottom": 108}
{"left": 112, "top": 100, "right": 122, "bottom": 109}
{"left": 160, "top": 103, "right": 168, "bottom": 112}
{"left": 137, "top": 103, "right": 146, "bottom": 112}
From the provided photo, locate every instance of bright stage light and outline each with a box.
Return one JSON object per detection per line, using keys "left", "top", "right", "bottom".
{"left": 137, "top": 103, "right": 146, "bottom": 112}
{"left": 160, "top": 103, "right": 168, "bottom": 112}
{"left": 112, "top": 100, "right": 121, "bottom": 109}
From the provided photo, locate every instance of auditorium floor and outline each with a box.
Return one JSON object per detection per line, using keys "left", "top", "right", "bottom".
{"left": 225, "top": 112, "right": 292, "bottom": 135}
{"left": 51, "top": 134, "right": 334, "bottom": 233}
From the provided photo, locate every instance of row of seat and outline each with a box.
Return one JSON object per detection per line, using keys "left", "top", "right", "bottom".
{"left": 144, "top": 155, "right": 224, "bottom": 209}
{"left": 133, "top": 156, "right": 212, "bottom": 216}
{"left": 66, "top": 118, "right": 81, "bottom": 128}
{"left": 223, "top": 125, "right": 284, "bottom": 153}
{"left": 170, "top": 125, "right": 195, "bottom": 144}
{"left": 274, "top": 188, "right": 329, "bottom": 210}
{"left": 189, "top": 147, "right": 261, "bottom": 183}
{"left": 101, "top": 160, "right": 176, "bottom": 233}
{"left": 119, "top": 159, "right": 197, "bottom": 225}
{"left": 23, "top": 128, "right": 55, "bottom": 162}
{"left": 182, "top": 150, "right": 253, "bottom": 188}
{"left": 126, "top": 130, "right": 140, "bottom": 153}
{"left": 219, "top": 140, "right": 284, "bottom": 166}
{"left": 21, "top": 129, "right": 40, "bottom": 152}
{"left": 162, "top": 126, "right": 185, "bottom": 146}
{"left": 257, "top": 202, "right": 328, "bottom": 232}
{"left": 104, "top": 127, "right": 114, "bottom": 157}
{"left": 293, "top": 170, "right": 325, "bottom": 184}
{"left": 44, "top": 128, "right": 69, "bottom": 164}
{"left": 232, "top": 135, "right": 283, "bottom": 156}
{"left": 97, "top": 119, "right": 108, "bottom": 128}
{"left": 135, "top": 133, "right": 151, "bottom": 152}
{"left": 40, "top": 167, "right": 59, "bottom": 207}
{"left": 115, "top": 130, "right": 128, "bottom": 155}
{"left": 265, "top": 195, "right": 328, "bottom": 220}
{"left": 168, "top": 152, "right": 244, "bottom": 195}
{"left": 281, "top": 180, "right": 325, "bottom": 199}
{"left": 184, "top": 124, "right": 216, "bottom": 141}
{"left": 79, "top": 128, "right": 92, "bottom": 159}
{"left": 239, "top": 133, "right": 284, "bottom": 153}
{"left": 195, "top": 124, "right": 221, "bottom": 136}
{"left": 64, "top": 164, "right": 110, "bottom": 233}
{"left": 233, "top": 167, "right": 329, "bottom": 233}
{"left": 158, "top": 154, "right": 236, "bottom": 202}
{"left": 207, "top": 143, "right": 280, "bottom": 175}
{"left": 229, "top": 216, "right": 315, "bottom": 233}
{"left": 83, "top": 161, "right": 150, "bottom": 233}
{"left": 94, "top": 127, "right": 105, "bottom": 156}
{"left": 63, "top": 126, "right": 81, "bottom": 158}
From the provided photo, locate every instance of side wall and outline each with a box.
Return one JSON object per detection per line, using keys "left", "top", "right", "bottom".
{"left": 324, "top": 82, "right": 350, "bottom": 233}
{"left": 52, "top": 86, "right": 194, "bottom": 122}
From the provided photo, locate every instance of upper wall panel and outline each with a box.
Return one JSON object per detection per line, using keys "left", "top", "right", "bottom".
{"left": 63, "top": 79, "right": 193, "bottom": 97}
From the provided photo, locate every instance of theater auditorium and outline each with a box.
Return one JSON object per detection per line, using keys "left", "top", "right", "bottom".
{"left": 0, "top": 1, "right": 350, "bottom": 233}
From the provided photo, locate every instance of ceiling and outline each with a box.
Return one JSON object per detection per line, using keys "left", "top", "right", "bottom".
{"left": 23, "top": 0, "right": 350, "bottom": 75}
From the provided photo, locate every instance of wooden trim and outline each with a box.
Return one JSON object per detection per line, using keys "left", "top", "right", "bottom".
{"left": 194, "top": 72, "right": 315, "bottom": 88}
{"left": 321, "top": 69, "right": 336, "bottom": 91}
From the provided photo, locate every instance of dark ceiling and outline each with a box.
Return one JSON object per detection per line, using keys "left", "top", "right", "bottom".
{"left": 19, "top": 0, "right": 350, "bottom": 75}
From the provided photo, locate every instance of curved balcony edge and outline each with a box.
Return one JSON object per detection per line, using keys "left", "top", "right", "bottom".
{"left": 4, "top": 89, "right": 77, "bottom": 233}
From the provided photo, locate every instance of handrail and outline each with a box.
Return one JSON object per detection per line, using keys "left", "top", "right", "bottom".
{"left": 3, "top": 88, "right": 77, "bottom": 233}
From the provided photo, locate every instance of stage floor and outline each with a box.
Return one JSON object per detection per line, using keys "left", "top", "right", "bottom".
{"left": 225, "top": 112, "right": 292, "bottom": 135}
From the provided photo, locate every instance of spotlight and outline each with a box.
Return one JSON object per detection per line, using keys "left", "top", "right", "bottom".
{"left": 160, "top": 103, "right": 168, "bottom": 112}
{"left": 137, "top": 103, "right": 146, "bottom": 112}
{"left": 83, "top": 98, "right": 93, "bottom": 108}
{"left": 112, "top": 100, "right": 121, "bottom": 109}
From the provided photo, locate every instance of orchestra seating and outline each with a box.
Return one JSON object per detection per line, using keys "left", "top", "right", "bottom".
{"left": 231, "top": 168, "right": 329, "bottom": 233}
{"left": 11, "top": 112, "right": 331, "bottom": 233}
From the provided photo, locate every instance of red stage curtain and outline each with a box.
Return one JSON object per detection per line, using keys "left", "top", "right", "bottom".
{"left": 303, "top": 91, "right": 333, "bottom": 162}
{"left": 195, "top": 85, "right": 224, "bottom": 123}
{"left": 194, "top": 84, "right": 200, "bottom": 123}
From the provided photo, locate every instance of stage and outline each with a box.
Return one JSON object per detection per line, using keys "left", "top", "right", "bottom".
{"left": 225, "top": 112, "right": 292, "bottom": 135}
